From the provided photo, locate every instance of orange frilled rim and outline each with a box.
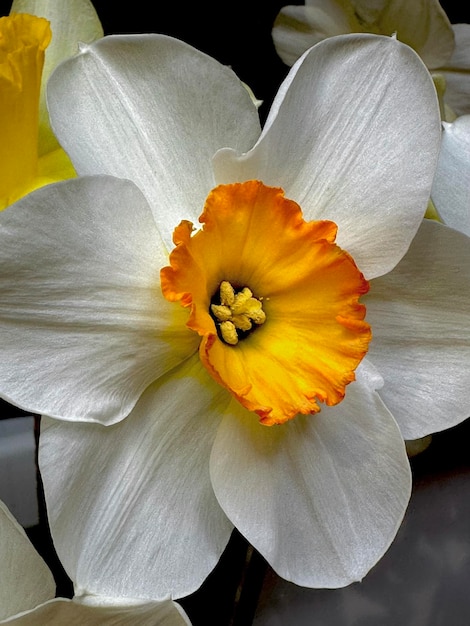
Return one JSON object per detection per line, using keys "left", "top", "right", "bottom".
{"left": 161, "top": 180, "right": 371, "bottom": 425}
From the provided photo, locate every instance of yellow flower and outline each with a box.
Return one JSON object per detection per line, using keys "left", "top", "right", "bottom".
{"left": 0, "top": 0, "right": 103, "bottom": 210}
{"left": 0, "top": 13, "right": 60, "bottom": 209}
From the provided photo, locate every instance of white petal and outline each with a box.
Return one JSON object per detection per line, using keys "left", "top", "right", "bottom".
{"left": 39, "top": 356, "right": 233, "bottom": 601}
{"left": 213, "top": 34, "right": 441, "bottom": 279}
{"left": 441, "top": 25, "right": 470, "bottom": 116}
{"left": 3, "top": 597, "right": 190, "bottom": 625}
{"left": 0, "top": 177, "right": 198, "bottom": 424}
{"left": 47, "top": 34, "right": 261, "bottom": 250}
{"left": 366, "top": 219, "right": 470, "bottom": 439}
{"left": 210, "top": 361, "right": 411, "bottom": 588}
{"left": 0, "top": 500, "right": 55, "bottom": 621}
{"left": 11, "top": 0, "right": 104, "bottom": 156}
{"left": 432, "top": 115, "right": 470, "bottom": 236}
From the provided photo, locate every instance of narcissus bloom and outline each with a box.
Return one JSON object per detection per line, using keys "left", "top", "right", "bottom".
{"left": 0, "top": 0, "right": 103, "bottom": 210}
{"left": 272, "top": 0, "right": 470, "bottom": 117}
{"left": 431, "top": 115, "right": 470, "bottom": 236}
{"left": 0, "top": 500, "right": 191, "bottom": 625}
{"left": 0, "top": 33, "right": 470, "bottom": 600}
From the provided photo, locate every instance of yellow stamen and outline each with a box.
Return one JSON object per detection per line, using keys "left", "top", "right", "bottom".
{"left": 211, "top": 281, "right": 266, "bottom": 345}
{"left": 219, "top": 320, "right": 239, "bottom": 346}
{"left": 161, "top": 180, "right": 371, "bottom": 425}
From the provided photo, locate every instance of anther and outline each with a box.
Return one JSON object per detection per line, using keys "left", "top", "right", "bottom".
{"left": 211, "top": 280, "right": 266, "bottom": 345}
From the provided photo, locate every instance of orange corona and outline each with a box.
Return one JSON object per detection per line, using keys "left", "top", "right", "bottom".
{"left": 161, "top": 180, "right": 371, "bottom": 425}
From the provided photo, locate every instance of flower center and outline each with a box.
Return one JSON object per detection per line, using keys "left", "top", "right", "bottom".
{"left": 210, "top": 281, "right": 266, "bottom": 345}
{"left": 161, "top": 180, "right": 371, "bottom": 425}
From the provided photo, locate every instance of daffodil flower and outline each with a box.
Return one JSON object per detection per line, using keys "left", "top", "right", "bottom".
{"left": 0, "top": 500, "right": 191, "bottom": 625}
{"left": 0, "top": 32, "right": 469, "bottom": 599}
{"left": 0, "top": 0, "right": 103, "bottom": 210}
{"left": 272, "top": 0, "right": 470, "bottom": 117}
{"left": 431, "top": 115, "right": 470, "bottom": 236}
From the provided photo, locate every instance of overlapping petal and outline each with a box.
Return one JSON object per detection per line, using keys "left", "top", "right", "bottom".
{"left": 0, "top": 500, "right": 190, "bottom": 625}
{"left": 431, "top": 115, "right": 470, "bottom": 236}
{"left": 39, "top": 356, "right": 234, "bottom": 601}
{"left": 0, "top": 500, "right": 55, "bottom": 620}
{"left": 46, "top": 34, "right": 261, "bottom": 251}
{"left": 3, "top": 598, "right": 190, "bottom": 626}
{"left": 213, "top": 34, "right": 441, "bottom": 279}
{"left": 0, "top": 176, "right": 198, "bottom": 423}
{"left": 210, "top": 361, "right": 411, "bottom": 588}
{"left": 365, "top": 220, "right": 470, "bottom": 439}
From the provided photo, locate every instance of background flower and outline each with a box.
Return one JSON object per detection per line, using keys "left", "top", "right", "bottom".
{"left": 272, "top": 0, "right": 470, "bottom": 117}
{"left": 431, "top": 114, "right": 470, "bottom": 236}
